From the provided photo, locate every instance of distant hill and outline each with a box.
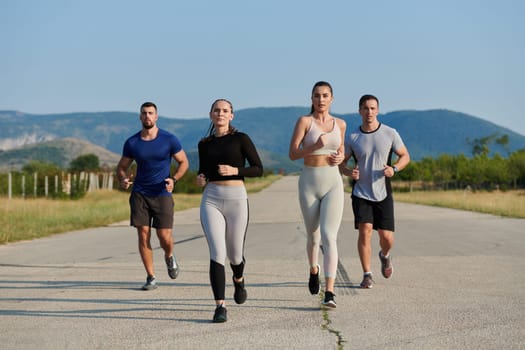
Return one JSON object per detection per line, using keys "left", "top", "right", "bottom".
{"left": 0, "top": 108, "right": 523, "bottom": 172}
{"left": 0, "top": 137, "right": 301, "bottom": 173}
{"left": 0, "top": 138, "right": 122, "bottom": 172}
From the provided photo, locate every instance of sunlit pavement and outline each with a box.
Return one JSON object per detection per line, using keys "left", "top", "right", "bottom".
{"left": 1, "top": 176, "right": 523, "bottom": 349}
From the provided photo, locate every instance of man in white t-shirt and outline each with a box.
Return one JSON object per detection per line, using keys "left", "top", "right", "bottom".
{"left": 340, "top": 94, "right": 410, "bottom": 289}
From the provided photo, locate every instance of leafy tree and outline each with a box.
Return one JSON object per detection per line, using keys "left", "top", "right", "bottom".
{"left": 508, "top": 149, "right": 525, "bottom": 188}
{"left": 416, "top": 157, "right": 436, "bottom": 184}
{"left": 467, "top": 134, "right": 496, "bottom": 157}
{"left": 485, "top": 154, "right": 508, "bottom": 190}
{"left": 22, "top": 160, "right": 62, "bottom": 175}
{"left": 434, "top": 154, "right": 456, "bottom": 189}
{"left": 69, "top": 154, "right": 100, "bottom": 172}
{"left": 454, "top": 154, "right": 471, "bottom": 189}
{"left": 495, "top": 134, "right": 510, "bottom": 155}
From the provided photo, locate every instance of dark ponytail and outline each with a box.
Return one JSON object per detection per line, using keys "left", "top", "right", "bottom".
{"left": 310, "top": 81, "right": 333, "bottom": 114}
{"left": 201, "top": 99, "right": 237, "bottom": 142}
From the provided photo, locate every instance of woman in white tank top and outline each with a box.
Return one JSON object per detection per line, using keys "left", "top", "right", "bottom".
{"left": 288, "top": 81, "right": 346, "bottom": 308}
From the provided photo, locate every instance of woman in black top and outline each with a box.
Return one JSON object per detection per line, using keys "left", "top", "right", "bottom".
{"left": 196, "top": 99, "right": 263, "bottom": 323}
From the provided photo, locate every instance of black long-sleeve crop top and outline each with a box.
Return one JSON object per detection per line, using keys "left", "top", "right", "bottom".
{"left": 198, "top": 132, "right": 263, "bottom": 181}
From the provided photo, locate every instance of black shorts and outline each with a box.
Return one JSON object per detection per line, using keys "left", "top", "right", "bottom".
{"left": 351, "top": 193, "right": 395, "bottom": 231}
{"left": 129, "top": 192, "right": 174, "bottom": 229}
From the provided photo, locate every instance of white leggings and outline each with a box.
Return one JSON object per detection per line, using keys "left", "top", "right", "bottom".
{"left": 200, "top": 183, "right": 249, "bottom": 266}
{"left": 298, "top": 166, "right": 344, "bottom": 278}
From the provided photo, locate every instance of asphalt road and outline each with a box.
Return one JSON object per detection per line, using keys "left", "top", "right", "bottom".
{"left": 1, "top": 175, "right": 523, "bottom": 349}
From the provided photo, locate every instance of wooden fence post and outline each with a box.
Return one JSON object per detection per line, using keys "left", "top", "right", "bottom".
{"left": 22, "top": 175, "right": 25, "bottom": 199}
{"left": 8, "top": 172, "right": 12, "bottom": 199}
{"left": 108, "top": 173, "right": 114, "bottom": 190}
{"left": 33, "top": 172, "right": 37, "bottom": 197}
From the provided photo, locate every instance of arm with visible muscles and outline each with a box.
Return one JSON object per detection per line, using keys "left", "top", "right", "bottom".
{"left": 116, "top": 156, "right": 134, "bottom": 189}
{"left": 384, "top": 146, "right": 410, "bottom": 178}
{"left": 289, "top": 116, "right": 326, "bottom": 160}
{"left": 170, "top": 149, "right": 189, "bottom": 184}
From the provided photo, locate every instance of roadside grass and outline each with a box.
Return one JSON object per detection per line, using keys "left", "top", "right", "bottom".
{"left": 245, "top": 174, "right": 282, "bottom": 193}
{"left": 0, "top": 174, "right": 282, "bottom": 245}
{"left": 3, "top": 175, "right": 521, "bottom": 245}
{"left": 394, "top": 189, "right": 525, "bottom": 218}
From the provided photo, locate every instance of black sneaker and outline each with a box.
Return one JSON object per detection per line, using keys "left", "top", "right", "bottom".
{"left": 142, "top": 275, "right": 157, "bottom": 291}
{"left": 309, "top": 264, "right": 320, "bottom": 295}
{"left": 165, "top": 255, "right": 179, "bottom": 279}
{"left": 233, "top": 276, "right": 247, "bottom": 304}
{"left": 322, "top": 291, "right": 337, "bottom": 308}
{"left": 212, "top": 304, "right": 227, "bottom": 323}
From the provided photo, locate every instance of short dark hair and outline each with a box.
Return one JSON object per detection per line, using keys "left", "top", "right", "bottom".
{"left": 140, "top": 101, "right": 157, "bottom": 112}
{"left": 359, "top": 95, "right": 379, "bottom": 109}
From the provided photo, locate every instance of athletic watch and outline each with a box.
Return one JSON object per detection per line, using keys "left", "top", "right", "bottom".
{"left": 392, "top": 166, "right": 399, "bottom": 174}
{"left": 173, "top": 177, "right": 178, "bottom": 184}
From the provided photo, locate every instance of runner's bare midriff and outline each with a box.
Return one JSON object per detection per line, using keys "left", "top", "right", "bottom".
{"left": 209, "top": 180, "right": 245, "bottom": 186}
{"left": 304, "top": 154, "right": 333, "bottom": 167}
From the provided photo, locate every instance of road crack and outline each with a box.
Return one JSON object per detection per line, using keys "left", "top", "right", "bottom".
{"left": 320, "top": 292, "right": 346, "bottom": 349}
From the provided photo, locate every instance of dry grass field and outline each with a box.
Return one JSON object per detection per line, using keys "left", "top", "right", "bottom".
{"left": 0, "top": 175, "right": 281, "bottom": 245}
{"left": 394, "top": 189, "right": 525, "bottom": 218}
{"left": 2, "top": 176, "right": 522, "bottom": 245}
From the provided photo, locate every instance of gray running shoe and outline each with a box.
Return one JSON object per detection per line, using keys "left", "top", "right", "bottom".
{"left": 379, "top": 252, "right": 393, "bottom": 279}
{"left": 212, "top": 305, "right": 227, "bottom": 323}
{"left": 165, "top": 255, "right": 180, "bottom": 279}
{"left": 322, "top": 291, "right": 337, "bottom": 308}
{"left": 360, "top": 274, "right": 374, "bottom": 289}
{"left": 142, "top": 275, "right": 157, "bottom": 290}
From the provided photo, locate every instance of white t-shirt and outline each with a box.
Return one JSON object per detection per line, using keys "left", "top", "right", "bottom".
{"left": 345, "top": 123, "right": 405, "bottom": 202}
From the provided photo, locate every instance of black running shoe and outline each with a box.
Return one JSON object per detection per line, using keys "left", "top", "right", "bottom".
{"left": 309, "top": 264, "right": 320, "bottom": 295}
{"left": 233, "top": 276, "right": 247, "bottom": 304}
{"left": 212, "top": 305, "right": 227, "bottom": 323}
{"left": 142, "top": 275, "right": 157, "bottom": 291}
{"left": 165, "top": 255, "right": 179, "bottom": 279}
{"left": 322, "top": 291, "right": 337, "bottom": 308}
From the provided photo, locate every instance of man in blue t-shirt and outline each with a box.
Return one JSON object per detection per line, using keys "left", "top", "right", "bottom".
{"left": 116, "top": 102, "right": 189, "bottom": 290}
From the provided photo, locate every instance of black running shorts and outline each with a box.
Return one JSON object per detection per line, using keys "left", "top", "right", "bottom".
{"left": 129, "top": 192, "right": 174, "bottom": 229}
{"left": 351, "top": 193, "right": 395, "bottom": 231}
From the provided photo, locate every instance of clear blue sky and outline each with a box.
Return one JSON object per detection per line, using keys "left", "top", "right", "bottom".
{"left": 2, "top": 0, "right": 524, "bottom": 135}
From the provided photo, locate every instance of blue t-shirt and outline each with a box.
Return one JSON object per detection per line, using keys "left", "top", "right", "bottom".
{"left": 122, "top": 128, "right": 183, "bottom": 196}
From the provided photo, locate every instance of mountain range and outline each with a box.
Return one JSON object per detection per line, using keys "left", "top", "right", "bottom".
{"left": 0, "top": 108, "right": 524, "bottom": 173}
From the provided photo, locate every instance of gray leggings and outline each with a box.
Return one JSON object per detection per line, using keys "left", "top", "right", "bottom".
{"left": 200, "top": 183, "right": 249, "bottom": 266}
{"left": 298, "top": 166, "right": 344, "bottom": 278}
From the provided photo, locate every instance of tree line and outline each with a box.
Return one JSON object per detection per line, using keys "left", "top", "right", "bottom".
{"left": 1, "top": 137, "right": 524, "bottom": 198}
{"left": 392, "top": 136, "right": 525, "bottom": 190}
{"left": 393, "top": 150, "right": 525, "bottom": 191}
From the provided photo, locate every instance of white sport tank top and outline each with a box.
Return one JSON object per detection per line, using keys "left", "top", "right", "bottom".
{"left": 302, "top": 117, "right": 341, "bottom": 155}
